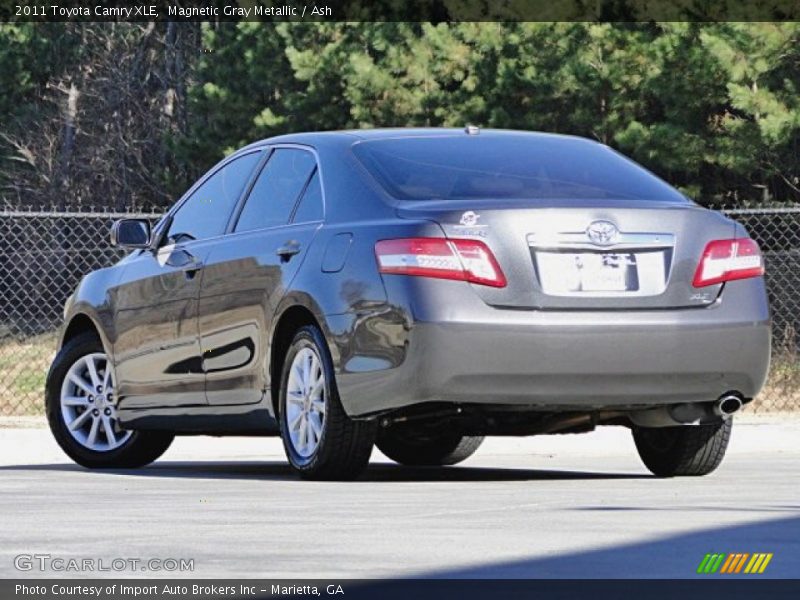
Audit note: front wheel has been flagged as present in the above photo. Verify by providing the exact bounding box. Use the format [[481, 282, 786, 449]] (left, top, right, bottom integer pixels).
[[278, 325, 376, 480], [46, 333, 174, 469], [632, 419, 732, 477], [377, 429, 484, 466]]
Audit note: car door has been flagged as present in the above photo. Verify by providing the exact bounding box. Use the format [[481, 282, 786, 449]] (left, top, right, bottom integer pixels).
[[198, 146, 323, 406], [112, 150, 262, 409]]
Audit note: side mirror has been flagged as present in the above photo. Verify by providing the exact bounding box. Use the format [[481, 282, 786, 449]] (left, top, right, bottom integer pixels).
[[111, 219, 151, 249]]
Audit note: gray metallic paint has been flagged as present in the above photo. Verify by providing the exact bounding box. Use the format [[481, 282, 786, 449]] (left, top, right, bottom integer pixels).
[[57, 129, 772, 435]]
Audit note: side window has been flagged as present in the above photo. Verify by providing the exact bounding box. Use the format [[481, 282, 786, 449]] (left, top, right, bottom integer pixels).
[[235, 148, 317, 232], [167, 151, 261, 242], [292, 170, 324, 223]]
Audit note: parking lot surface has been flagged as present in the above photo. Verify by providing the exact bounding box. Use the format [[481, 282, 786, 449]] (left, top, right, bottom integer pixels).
[[1, 417, 798, 579]]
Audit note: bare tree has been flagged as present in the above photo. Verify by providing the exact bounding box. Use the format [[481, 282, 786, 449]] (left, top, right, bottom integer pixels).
[[0, 23, 201, 212]]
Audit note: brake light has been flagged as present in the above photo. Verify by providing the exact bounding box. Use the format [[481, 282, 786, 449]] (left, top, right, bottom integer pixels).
[[375, 238, 507, 288], [693, 238, 764, 287]]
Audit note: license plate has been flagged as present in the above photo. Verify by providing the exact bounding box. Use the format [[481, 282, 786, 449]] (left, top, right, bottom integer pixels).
[[536, 252, 639, 293]]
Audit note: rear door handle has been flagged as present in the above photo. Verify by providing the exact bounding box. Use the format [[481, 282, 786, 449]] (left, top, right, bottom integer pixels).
[[276, 240, 302, 261]]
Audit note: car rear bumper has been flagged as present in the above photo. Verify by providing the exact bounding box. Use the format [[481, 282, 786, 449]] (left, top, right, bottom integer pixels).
[[332, 278, 771, 417]]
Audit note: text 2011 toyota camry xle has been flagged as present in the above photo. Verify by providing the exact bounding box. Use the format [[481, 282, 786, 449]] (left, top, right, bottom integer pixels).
[[45, 128, 770, 480]]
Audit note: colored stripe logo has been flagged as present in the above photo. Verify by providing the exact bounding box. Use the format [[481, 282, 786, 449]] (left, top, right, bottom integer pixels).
[[697, 553, 773, 574]]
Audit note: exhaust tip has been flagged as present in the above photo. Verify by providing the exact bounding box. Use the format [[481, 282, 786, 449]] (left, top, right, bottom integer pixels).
[[715, 394, 743, 418]]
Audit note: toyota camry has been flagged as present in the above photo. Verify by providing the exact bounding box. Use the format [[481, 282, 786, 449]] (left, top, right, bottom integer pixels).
[[45, 128, 771, 479]]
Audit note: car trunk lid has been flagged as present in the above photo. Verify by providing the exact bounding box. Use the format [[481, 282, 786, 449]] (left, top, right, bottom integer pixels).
[[396, 199, 735, 310]]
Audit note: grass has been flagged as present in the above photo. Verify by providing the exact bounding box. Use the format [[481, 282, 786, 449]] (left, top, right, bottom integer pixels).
[[751, 355, 800, 413], [0, 333, 55, 416], [0, 333, 798, 416]]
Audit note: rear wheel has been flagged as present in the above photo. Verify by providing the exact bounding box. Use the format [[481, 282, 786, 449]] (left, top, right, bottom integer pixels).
[[46, 333, 174, 469], [377, 429, 484, 466], [632, 419, 732, 477], [278, 325, 376, 480]]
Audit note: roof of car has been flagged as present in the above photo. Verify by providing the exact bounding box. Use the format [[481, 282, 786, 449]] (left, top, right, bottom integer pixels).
[[241, 128, 597, 151]]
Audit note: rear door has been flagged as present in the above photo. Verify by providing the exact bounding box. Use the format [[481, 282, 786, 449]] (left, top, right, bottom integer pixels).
[[198, 147, 323, 406], [112, 151, 262, 409]]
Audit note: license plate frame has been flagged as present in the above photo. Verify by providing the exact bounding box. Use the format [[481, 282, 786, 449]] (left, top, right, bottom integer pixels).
[[535, 251, 641, 294]]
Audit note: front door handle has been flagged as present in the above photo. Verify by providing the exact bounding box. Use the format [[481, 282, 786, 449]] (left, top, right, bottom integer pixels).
[[182, 258, 204, 279], [276, 240, 302, 261], [182, 258, 204, 273], [166, 247, 204, 274]]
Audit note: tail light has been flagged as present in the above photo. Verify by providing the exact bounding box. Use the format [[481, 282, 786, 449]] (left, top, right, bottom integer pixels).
[[693, 238, 764, 287], [375, 237, 507, 288]]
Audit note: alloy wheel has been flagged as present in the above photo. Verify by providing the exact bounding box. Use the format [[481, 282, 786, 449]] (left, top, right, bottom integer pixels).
[[59, 352, 131, 451], [285, 347, 326, 458]]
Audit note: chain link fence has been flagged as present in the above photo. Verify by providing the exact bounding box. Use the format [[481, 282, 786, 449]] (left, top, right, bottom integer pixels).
[[0, 210, 162, 416], [724, 208, 800, 413], [0, 207, 798, 416]]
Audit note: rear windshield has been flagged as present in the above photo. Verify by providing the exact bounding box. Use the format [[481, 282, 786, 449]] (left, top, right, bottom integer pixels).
[[352, 135, 688, 202]]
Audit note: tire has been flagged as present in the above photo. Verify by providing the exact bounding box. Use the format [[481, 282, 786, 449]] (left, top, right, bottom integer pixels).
[[377, 429, 484, 466], [632, 419, 732, 477], [46, 332, 174, 469], [278, 325, 376, 480]]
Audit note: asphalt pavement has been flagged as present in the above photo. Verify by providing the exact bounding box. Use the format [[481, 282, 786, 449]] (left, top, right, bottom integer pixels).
[[1, 416, 798, 579]]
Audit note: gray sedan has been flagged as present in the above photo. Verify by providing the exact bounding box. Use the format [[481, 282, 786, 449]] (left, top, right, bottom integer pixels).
[[45, 128, 770, 479]]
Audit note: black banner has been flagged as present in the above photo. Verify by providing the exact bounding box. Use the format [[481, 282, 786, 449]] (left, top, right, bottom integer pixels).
[[4, 579, 800, 600], [2, 0, 800, 23]]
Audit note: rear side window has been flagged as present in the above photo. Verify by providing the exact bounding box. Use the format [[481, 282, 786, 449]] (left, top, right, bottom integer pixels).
[[352, 136, 688, 202], [235, 148, 317, 232], [291, 170, 324, 223], [168, 151, 261, 242]]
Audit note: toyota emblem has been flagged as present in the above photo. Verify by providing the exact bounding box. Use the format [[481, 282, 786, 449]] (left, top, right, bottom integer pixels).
[[586, 220, 619, 246]]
